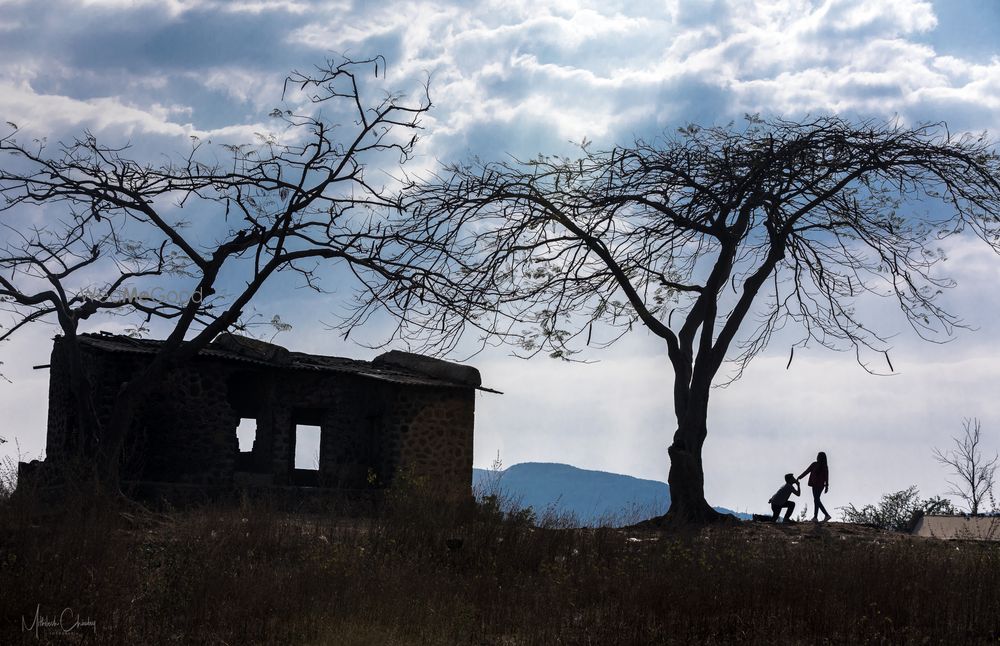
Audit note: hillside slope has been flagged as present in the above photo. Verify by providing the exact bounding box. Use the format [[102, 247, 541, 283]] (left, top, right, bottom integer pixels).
[[473, 462, 749, 526]]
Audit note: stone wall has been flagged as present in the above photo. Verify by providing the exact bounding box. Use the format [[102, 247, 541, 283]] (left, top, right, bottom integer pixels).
[[44, 337, 475, 497], [378, 385, 475, 496], [132, 359, 240, 485], [271, 371, 377, 487], [43, 337, 72, 461]]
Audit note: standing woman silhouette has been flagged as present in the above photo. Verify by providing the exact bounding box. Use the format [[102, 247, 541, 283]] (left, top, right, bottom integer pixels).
[[798, 452, 831, 522]]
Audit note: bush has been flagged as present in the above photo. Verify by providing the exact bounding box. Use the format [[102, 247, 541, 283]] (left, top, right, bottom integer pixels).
[[840, 485, 956, 531]]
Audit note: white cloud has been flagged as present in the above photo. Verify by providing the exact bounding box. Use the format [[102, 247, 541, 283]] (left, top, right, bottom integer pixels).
[[76, 0, 194, 16], [0, 79, 280, 144], [0, 80, 189, 137], [190, 68, 286, 108], [74, 0, 313, 16]]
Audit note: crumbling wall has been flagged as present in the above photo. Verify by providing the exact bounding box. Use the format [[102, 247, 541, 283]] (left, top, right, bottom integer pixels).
[[378, 385, 474, 496], [253, 373, 474, 494], [45, 338, 145, 463], [44, 339, 244, 484], [43, 336, 476, 498], [269, 372, 379, 488], [133, 360, 240, 485], [43, 337, 72, 461]]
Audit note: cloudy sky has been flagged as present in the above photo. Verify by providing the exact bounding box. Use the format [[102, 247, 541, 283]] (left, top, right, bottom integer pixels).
[[2, 0, 1000, 515]]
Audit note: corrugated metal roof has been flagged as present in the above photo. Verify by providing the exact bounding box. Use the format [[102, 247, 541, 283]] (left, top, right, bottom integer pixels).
[[75, 333, 478, 390]]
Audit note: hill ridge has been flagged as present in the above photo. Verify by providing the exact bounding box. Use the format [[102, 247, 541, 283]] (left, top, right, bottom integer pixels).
[[472, 462, 749, 525]]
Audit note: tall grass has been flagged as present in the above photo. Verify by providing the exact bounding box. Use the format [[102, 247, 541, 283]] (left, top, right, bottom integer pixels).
[[1, 472, 999, 644]]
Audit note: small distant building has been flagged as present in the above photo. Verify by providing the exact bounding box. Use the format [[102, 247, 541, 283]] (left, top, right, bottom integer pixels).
[[910, 514, 1000, 541], [35, 332, 487, 498]]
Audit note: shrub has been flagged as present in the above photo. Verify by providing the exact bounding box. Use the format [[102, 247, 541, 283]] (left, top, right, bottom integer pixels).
[[840, 485, 956, 531]]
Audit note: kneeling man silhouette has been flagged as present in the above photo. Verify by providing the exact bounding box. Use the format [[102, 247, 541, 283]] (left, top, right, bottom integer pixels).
[[768, 473, 800, 523]]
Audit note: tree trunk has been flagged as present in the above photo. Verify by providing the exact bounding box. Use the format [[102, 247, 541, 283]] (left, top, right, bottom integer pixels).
[[664, 390, 723, 524]]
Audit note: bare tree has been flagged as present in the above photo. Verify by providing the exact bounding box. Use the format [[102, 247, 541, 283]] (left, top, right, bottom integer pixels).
[[0, 56, 431, 485], [360, 115, 1000, 523], [934, 418, 998, 515], [0, 210, 172, 454]]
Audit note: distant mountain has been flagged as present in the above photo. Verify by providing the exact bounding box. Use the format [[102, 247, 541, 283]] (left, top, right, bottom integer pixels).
[[472, 462, 750, 526]]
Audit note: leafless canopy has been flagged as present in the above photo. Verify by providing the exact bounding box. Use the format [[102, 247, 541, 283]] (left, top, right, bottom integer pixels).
[[359, 116, 1000, 384], [0, 56, 432, 478], [0, 56, 431, 354], [349, 114, 1000, 523], [933, 418, 998, 515]]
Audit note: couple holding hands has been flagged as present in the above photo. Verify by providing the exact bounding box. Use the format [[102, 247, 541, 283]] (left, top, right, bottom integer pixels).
[[768, 452, 831, 523]]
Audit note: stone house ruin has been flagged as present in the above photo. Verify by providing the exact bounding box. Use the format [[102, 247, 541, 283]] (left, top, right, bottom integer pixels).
[[38, 332, 485, 498]]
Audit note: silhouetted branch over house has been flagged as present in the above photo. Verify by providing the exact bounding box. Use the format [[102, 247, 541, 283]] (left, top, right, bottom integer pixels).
[[35, 332, 484, 499]]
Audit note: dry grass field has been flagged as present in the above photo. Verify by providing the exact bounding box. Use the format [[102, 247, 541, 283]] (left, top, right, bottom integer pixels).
[[2, 480, 999, 645]]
